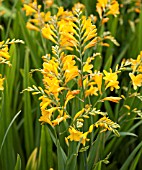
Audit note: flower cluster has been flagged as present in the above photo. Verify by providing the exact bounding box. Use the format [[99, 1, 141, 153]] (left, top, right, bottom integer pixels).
[[0, 39, 24, 90], [23, 2, 123, 147], [96, 0, 119, 22], [129, 51, 142, 90], [22, 0, 54, 31], [22, 0, 142, 148]]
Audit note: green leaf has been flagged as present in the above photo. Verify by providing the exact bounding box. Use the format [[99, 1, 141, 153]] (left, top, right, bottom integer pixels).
[[65, 141, 81, 170], [120, 141, 142, 170], [0, 110, 21, 154], [39, 126, 53, 170], [23, 49, 34, 157], [57, 140, 67, 170], [14, 154, 21, 170], [129, 148, 142, 170], [87, 133, 105, 170], [119, 132, 137, 137], [104, 55, 113, 71]]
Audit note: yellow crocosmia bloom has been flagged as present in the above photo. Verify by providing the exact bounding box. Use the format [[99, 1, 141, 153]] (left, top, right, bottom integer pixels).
[[106, 1, 120, 16], [83, 37, 97, 53], [72, 2, 85, 14], [26, 22, 40, 31], [0, 74, 5, 91], [43, 58, 58, 77], [39, 114, 53, 126], [83, 76, 88, 88], [80, 132, 90, 146], [60, 33, 78, 50], [67, 127, 83, 141], [83, 57, 94, 74], [129, 73, 142, 90], [23, 4, 37, 16], [95, 116, 120, 133], [45, 0, 54, 8], [42, 25, 57, 44], [88, 124, 94, 133], [73, 108, 85, 121], [39, 95, 52, 110], [101, 96, 122, 103], [93, 72, 103, 94], [52, 114, 69, 126], [64, 67, 79, 84], [103, 69, 120, 91], [58, 19, 78, 50], [39, 107, 59, 126], [67, 127, 90, 146], [62, 55, 79, 84], [67, 127, 83, 142], [131, 51, 142, 72], [64, 90, 80, 107], [43, 77, 61, 99], [57, 7, 64, 17], [96, 0, 107, 18], [0, 46, 10, 60], [124, 105, 130, 110], [81, 17, 97, 43], [97, 0, 108, 9], [105, 80, 120, 91], [45, 11, 51, 22], [65, 137, 69, 146], [96, 0, 119, 18], [85, 85, 98, 97], [103, 68, 118, 82]]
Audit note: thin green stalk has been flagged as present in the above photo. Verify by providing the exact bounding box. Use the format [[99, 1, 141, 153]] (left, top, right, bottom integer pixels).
[[76, 11, 88, 170], [5, 0, 19, 40]]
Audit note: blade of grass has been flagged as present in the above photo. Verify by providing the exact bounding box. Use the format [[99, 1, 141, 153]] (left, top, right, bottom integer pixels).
[[14, 154, 21, 170], [39, 125, 53, 170], [23, 48, 34, 157], [0, 110, 21, 154], [120, 141, 142, 170], [129, 148, 142, 170]]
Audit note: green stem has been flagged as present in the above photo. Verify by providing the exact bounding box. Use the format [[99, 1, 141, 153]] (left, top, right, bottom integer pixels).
[[77, 11, 88, 170]]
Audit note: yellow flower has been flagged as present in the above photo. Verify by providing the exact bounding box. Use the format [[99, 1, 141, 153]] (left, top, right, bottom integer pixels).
[[67, 127, 89, 146], [83, 38, 97, 53], [101, 96, 122, 103], [52, 114, 69, 126], [45, 0, 54, 8], [103, 69, 120, 91], [39, 95, 52, 110], [0, 74, 5, 91], [85, 85, 98, 97], [0, 46, 10, 61], [39, 107, 59, 125], [43, 57, 58, 77], [83, 57, 94, 74], [62, 55, 79, 84], [64, 90, 80, 107], [93, 72, 103, 94], [26, 22, 40, 31], [106, 1, 120, 16], [72, 2, 85, 14], [23, 3, 37, 16], [131, 51, 142, 72], [73, 108, 85, 121], [42, 24, 57, 44], [67, 127, 83, 142], [95, 116, 120, 133], [129, 73, 142, 90], [81, 132, 90, 146], [43, 77, 61, 100], [96, 0, 119, 19]]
